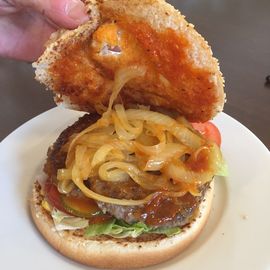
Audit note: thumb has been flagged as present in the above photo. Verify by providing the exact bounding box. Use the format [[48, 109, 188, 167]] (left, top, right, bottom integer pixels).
[[12, 0, 89, 29]]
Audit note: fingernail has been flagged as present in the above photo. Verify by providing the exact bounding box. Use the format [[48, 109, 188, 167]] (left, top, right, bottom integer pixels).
[[65, 0, 89, 24]]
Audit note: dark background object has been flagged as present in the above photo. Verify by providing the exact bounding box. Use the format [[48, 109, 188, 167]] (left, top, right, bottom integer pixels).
[[0, 0, 269, 149], [265, 75, 270, 87]]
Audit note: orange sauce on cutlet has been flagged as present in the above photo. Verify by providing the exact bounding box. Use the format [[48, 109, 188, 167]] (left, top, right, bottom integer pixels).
[[50, 17, 217, 121]]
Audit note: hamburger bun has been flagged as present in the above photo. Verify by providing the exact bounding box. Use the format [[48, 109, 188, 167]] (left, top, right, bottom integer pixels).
[[30, 181, 214, 269], [30, 0, 225, 268], [33, 0, 225, 122]]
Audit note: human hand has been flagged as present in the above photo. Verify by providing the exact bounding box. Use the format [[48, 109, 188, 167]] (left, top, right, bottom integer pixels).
[[0, 0, 89, 61]]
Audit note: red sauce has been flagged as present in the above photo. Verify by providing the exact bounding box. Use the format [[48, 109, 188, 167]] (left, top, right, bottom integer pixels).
[[143, 194, 182, 226], [186, 149, 209, 172], [50, 17, 217, 122], [119, 20, 189, 88], [50, 42, 109, 112], [117, 19, 217, 121], [89, 214, 113, 224]]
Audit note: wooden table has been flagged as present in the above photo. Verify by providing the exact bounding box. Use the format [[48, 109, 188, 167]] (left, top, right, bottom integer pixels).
[[0, 0, 269, 149]]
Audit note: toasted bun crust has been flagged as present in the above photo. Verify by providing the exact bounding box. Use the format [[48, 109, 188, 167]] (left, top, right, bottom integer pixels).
[[33, 0, 224, 122], [30, 181, 214, 269]]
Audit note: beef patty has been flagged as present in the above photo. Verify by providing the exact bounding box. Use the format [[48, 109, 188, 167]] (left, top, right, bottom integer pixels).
[[44, 113, 209, 228]]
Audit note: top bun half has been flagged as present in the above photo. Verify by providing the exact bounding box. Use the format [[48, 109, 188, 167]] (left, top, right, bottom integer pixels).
[[33, 0, 225, 122]]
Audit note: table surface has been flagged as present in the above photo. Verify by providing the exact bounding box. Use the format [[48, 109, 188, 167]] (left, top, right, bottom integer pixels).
[[0, 0, 269, 149]]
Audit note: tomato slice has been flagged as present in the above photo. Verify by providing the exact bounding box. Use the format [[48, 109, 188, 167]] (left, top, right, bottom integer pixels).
[[44, 180, 107, 220], [191, 122, 221, 146], [44, 180, 66, 212]]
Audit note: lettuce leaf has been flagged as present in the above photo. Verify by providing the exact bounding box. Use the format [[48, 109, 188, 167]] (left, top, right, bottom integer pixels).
[[210, 143, 228, 177], [51, 208, 89, 231], [150, 226, 181, 237], [215, 155, 229, 177], [85, 219, 181, 238], [51, 209, 180, 237]]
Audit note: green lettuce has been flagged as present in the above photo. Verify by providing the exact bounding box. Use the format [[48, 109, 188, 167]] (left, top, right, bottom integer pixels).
[[210, 143, 228, 177], [216, 160, 228, 177], [85, 219, 181, 238], [50, 209, 180, 237]]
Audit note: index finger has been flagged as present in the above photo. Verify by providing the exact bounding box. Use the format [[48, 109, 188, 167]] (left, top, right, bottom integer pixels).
[[11, 0, 89, 29]]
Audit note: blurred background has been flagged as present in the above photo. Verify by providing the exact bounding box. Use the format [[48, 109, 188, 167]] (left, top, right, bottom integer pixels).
[[0, 0, 269, 149]]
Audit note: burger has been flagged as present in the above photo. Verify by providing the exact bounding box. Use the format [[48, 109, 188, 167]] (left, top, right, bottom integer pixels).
[[30, 0, 227, 268]]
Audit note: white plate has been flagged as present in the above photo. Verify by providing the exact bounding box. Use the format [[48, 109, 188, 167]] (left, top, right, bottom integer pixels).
[[0, 107, 269, 270]]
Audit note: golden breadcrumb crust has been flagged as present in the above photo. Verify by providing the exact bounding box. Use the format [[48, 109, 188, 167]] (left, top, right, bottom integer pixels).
[[33, 0, 225, 122]]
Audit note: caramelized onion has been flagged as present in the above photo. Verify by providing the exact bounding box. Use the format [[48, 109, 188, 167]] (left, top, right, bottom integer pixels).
[[106, 66, 146, 115], [126, 109, 204, 149], [91, 144, 115, 168], [115, 104, 143, 136], [144, 143, 189, 171], [56, 66, 222, 205], [164, 161, 212, 184]]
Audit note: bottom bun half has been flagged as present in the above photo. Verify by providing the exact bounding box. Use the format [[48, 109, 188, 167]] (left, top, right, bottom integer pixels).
[[30, 181, 214, 269]]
